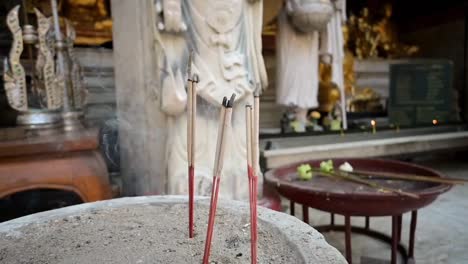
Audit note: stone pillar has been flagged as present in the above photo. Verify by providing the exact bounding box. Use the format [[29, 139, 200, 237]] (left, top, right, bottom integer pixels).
[[111, 0, 166, 195]]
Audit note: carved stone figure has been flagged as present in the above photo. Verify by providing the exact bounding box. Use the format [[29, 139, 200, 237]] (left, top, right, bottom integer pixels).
[[277, 0, 347, 131], [153, 0, 267, 200]]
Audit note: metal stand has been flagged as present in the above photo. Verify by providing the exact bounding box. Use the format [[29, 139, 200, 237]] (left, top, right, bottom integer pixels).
[[294, 206, 418, 264], [62, 111, 84, 131], [16, 110, 62, 134]]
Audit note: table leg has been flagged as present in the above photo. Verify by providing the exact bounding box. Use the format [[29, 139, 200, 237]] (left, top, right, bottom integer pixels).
[[391, 216, 398, 264], [290, 201, 295, 216], [397, 214, 403, 242], [365, 216, 370, 229], [345, 215, 352, 264], [302, 205, 309, 224], [409, 210, 418, 259], [330, 213, 335, 226]]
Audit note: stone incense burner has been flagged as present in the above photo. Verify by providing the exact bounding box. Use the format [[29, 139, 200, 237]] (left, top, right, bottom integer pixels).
[[0, 196, 346, 263]]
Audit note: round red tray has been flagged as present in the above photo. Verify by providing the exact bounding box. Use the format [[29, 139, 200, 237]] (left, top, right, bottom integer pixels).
[[265, 158, 452, 216]]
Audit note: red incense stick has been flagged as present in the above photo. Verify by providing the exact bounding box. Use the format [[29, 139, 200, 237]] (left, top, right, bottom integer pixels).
[[187, 77, 193, 238], [188, 165, 194, 237], [251, 92, 261, 264], [186, 51, 198, 238], [245, 105, 257, 264], [202, 94, 235, 264]]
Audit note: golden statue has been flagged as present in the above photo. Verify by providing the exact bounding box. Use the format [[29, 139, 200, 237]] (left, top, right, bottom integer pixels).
[[342, 24, 355, 97], [318, 63, 341, 113], [349, 7, 381, 59], [372, 4, 418, 58], [374, 4, 397, 49], [28, 0, 112, 45], [59, 0, 112, 45], [341, 3, 420, 112], [347, 4, 418, 59]]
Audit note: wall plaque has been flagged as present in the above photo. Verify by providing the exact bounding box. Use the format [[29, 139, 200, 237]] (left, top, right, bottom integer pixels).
[[389, 60, 459, 126]]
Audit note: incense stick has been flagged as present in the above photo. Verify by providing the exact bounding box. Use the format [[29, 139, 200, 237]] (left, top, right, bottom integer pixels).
[[246, 105, 253, 170], [351, 169, 467, 185], [311, 169, 420, 199], [187, 76, 193, 238], [187, 77, 193, 165], [202, 94, 235, 264], [191, 76, 198, 164], [189, 74, 198, 238], [186, 51, 197, 238], [252, 91, 260, 175], [218, 94, 235, 173], [335, 171, 419, 198], [213, 97, 228, 175], [245, 105, 257, 264], [251, 90, 261, 264]]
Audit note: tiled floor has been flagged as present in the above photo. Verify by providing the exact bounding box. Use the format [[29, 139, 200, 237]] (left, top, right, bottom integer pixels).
[[284, 154, 468, 264]]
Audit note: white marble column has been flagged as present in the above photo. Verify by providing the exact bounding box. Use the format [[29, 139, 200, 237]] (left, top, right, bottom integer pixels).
[[111, 0, 167, 195]]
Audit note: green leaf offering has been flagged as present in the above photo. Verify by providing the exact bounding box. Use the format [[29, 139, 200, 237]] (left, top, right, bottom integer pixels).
[[320, 160, 334, 173], [297, 164, 313, 181]]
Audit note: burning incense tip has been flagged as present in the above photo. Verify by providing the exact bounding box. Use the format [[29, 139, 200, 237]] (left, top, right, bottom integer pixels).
[[227, 93, 236, 108], [222, 97, 228, 107], [192, 74, 199, 83]]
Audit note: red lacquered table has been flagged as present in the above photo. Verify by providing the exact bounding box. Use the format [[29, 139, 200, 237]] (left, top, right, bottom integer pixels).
[[265, 158, 451, 264], [0, 128, 112, 203]]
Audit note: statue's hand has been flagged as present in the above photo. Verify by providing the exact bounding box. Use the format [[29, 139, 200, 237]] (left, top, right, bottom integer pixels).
[[232, 82, 252, 101], [197, 80, 251, 107], [157, 0, 186, 33], [161, 69, 187, 115]]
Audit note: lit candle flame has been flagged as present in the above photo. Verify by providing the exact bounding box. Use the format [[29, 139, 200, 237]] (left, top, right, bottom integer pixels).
[[370, 120, 376, 134], [432, 119, 438, 125]]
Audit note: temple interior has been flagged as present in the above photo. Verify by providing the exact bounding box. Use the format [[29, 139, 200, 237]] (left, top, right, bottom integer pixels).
[[1, 0, 468, 263]]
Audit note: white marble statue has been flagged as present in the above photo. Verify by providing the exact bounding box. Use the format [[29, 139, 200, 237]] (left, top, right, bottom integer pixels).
[[323, 0, 347, 128], [153, 0, 268, 200], [277, 0, 347, 131]]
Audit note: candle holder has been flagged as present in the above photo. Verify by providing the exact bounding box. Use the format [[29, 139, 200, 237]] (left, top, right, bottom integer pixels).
[[370, 120, 376, 134], [2, 4, 86, 132], [50, 0, 87, 131], [16, 110, 62, 130]]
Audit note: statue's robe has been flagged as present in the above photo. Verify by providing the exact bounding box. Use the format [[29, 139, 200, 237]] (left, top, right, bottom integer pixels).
[[276, 0, 347, 127]]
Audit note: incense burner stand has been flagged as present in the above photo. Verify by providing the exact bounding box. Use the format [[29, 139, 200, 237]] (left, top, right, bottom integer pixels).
[[265, 158, 451, 264]]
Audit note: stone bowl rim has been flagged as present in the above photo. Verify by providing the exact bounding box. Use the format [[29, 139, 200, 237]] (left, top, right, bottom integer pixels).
[[0, 195, 346, 263]]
